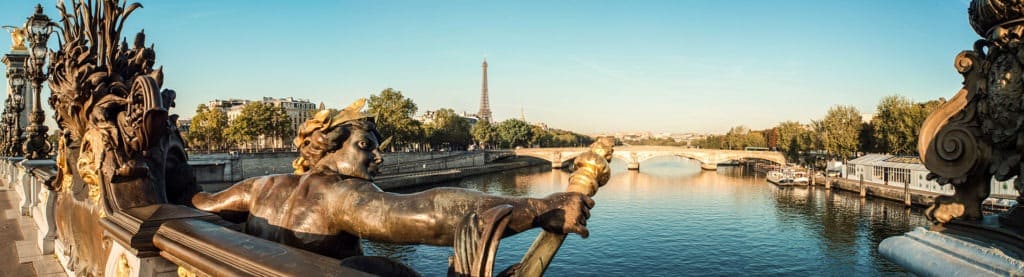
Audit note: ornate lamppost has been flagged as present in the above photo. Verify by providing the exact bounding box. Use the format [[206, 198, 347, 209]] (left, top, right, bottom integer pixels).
[[3, 71, 26, 156], [22, 5, 53, 160]]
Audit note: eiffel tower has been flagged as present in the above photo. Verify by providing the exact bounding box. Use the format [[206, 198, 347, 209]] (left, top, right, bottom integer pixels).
[[477, 58, 492, 123]]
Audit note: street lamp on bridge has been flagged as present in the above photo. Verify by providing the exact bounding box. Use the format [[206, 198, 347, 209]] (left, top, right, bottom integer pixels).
[[22, 4, 55, 160], [3, 70, 26, 156]]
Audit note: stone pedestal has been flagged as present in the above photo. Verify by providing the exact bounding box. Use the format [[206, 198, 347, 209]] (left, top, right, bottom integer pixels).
[[880, 217, 1024, 275]]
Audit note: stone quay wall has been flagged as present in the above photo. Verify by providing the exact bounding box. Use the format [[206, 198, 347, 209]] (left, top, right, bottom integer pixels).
[[188, 151, 491, 184]]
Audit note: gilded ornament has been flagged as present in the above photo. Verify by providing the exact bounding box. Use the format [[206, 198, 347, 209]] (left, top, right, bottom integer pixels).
[[116, 253, 131, 277], [1, 26, 27, 50]]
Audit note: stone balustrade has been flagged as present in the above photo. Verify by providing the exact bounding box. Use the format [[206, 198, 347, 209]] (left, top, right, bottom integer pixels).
[[1, 157, 56, 257]]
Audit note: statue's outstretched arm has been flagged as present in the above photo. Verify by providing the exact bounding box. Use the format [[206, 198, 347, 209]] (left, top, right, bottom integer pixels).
[[192, 177, 258, 213], [330, 182, 592, 246]]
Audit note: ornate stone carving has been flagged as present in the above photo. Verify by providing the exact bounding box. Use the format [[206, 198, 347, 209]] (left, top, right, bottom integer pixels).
[[920, 0, 1024, 225], [44, 1, 199, 274]]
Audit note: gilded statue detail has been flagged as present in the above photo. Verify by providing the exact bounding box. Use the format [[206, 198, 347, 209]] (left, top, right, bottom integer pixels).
[[1, 26, 27, 51]]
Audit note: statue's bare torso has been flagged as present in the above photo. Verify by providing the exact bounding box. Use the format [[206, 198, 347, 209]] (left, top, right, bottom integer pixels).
[[241, 174, 367, 259]]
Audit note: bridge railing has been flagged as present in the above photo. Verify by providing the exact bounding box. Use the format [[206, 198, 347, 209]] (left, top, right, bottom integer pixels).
[[1, 157, 58, 256], [153, 216, 370, 276]]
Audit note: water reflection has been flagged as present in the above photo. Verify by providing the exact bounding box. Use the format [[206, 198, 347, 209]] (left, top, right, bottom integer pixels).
[[367, 156, 926, 276]]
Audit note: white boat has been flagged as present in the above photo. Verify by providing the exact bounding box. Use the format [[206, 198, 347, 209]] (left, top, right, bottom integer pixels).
[[792, 172, 809, 184], [767, 169, 808, 186]]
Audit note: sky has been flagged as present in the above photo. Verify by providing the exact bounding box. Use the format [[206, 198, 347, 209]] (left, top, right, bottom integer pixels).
[[0, 0, 979, 135]]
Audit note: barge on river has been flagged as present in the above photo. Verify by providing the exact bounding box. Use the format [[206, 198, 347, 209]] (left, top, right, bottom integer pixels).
[[767, 170, 808, 186]]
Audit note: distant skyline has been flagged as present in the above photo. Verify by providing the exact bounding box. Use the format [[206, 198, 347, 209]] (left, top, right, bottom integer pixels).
[[0, 1, 978, 134]]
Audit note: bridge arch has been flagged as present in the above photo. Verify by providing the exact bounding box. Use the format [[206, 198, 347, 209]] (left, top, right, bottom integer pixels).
[[514, 146, 785, 172]]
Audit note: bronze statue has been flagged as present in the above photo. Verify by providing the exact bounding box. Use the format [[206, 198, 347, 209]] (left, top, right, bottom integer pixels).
[[191, 99, 594, 274], [919, 0, 1024, 225]]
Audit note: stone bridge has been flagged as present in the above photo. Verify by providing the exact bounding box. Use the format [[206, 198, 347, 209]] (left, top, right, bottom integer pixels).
[[514, 146, 786, 171]]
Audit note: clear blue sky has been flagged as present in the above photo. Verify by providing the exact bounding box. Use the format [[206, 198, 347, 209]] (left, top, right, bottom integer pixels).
[[0, 1, 978, 134]]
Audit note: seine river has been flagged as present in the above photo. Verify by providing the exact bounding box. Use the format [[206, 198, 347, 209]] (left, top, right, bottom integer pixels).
[[364, 157, 928, 276]]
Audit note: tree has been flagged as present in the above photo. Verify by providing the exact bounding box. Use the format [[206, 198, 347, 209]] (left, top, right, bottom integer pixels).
[[494, 119, 534, 148], [816, 105, 861, 160], [423, 108, 473, 151], [188, 104, 229, 150], [226, 102, 292, 149], [871, 95, 916, 155], [368, 88, 421, 151], [529, 125, 554, 147], [859, 121, 877, 154], [724, 126, 748, 150], [775, 121, 804, 156], [745, 131, 767, 148], [870, 95, 944, 155], [471, 120, 496, 149]]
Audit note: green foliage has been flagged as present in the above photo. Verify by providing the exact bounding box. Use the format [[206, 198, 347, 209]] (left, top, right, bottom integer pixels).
[[471, 120, 496, 148], [368, 88, 421, 151], [621, 137, 687, 147], [695, 125, 767, 150], [494, 119, 534, 148], [540, 128, 592, 147], [225, 102, 292, 149], [188, 104, 229, 150], [423, 108, 473, 150], [871, 95, 941, 155], [815, 105, 861, 160], [774, 121, 803, 154]]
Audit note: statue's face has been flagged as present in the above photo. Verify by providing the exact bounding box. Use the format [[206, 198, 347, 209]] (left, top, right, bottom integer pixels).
[[332, 127, 383, 180]]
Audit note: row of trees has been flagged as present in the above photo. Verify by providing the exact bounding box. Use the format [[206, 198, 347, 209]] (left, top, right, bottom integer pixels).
[[187, 102, 293, 151], [693, 95, 943, 163], [369, 88, 593, 151], [186, 88, 594, 152]]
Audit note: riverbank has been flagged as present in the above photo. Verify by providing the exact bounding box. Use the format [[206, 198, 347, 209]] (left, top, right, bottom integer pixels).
[[199, 157, 547, 192], [804, 175, 938, 207]]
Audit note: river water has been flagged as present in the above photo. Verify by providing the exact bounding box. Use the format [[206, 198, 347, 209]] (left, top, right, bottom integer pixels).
[[363, 157, 928, 276]]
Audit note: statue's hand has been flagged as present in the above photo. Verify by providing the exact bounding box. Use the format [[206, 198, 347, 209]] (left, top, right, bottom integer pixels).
[[536, 192, 595, 238]]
